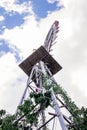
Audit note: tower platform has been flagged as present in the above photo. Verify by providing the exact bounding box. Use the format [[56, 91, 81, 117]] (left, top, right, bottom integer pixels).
[[19, 46, 62, 76]]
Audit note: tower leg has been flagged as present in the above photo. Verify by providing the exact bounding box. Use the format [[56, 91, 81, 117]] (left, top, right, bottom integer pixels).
[[40, 61, 68, 130], [51, 88, 68, 130]]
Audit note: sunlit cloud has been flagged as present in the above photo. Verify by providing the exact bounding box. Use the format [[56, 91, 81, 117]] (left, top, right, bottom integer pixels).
[[0, 15, 5, 21], [0, 0, 33, 14]]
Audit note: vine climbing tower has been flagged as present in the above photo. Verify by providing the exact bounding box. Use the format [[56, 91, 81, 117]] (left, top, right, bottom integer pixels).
[[16, 21, 78, 130]]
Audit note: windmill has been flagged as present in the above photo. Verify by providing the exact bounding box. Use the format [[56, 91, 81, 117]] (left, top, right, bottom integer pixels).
[[16, 21, 78, 130]]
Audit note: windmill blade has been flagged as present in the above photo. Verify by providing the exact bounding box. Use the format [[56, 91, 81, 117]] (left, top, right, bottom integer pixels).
[[44, 20, 59, 52]]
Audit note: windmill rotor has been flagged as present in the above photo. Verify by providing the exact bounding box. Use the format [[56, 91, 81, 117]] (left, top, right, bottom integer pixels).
[[44, 20, 59, 52]]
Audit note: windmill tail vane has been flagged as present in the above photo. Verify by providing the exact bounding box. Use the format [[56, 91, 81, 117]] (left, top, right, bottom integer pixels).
[[44, 20, 59, 52]]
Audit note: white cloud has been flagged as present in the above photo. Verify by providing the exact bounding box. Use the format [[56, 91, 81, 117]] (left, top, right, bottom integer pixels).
[[47, 0, 59, 3], [72, 67, 87, 97], [0, 0, 87, 113], [0, 15, 44, 58], [0, 15, 5, 21], [47, 0, 63, 8], [0, 0, 33, 14], [39, 0, 87, 107], [0, 52, 27, 113], [53, 0, 87, 107], [0, 42, 3, 45]]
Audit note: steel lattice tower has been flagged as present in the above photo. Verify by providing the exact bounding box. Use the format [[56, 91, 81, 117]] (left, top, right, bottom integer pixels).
[[16, 21, 77, 130]]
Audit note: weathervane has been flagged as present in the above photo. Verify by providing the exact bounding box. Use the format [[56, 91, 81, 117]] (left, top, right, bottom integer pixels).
[[16, 21, 73, 130]]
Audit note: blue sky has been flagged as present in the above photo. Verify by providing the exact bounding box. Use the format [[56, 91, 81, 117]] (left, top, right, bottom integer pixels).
[[32, 0, 61, 18], [0, 0, 87, 116]]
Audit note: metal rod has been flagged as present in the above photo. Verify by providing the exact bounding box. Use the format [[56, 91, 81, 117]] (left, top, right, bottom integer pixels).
[[56, 96, 80, 122], [63, 115, 78, 130], [39, 61, 47, 130], [37, 115, 56, 130], [50, 88, 68, 130]]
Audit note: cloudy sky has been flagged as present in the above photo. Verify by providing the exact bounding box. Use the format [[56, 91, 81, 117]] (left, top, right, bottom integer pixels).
[[0, 0, 87, 114]]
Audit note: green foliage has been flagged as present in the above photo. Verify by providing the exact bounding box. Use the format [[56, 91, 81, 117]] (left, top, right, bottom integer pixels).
[[18, 99, 34, 114], [0, 74, 87, 130], [26, 113, 38, 126], [0, 114, 18, 130], [18, 98, 38, 126], [42, 74, 87, 130], [30, 92, 45, 104], [30, 91, 51, 108], [0, 110, 6, 118]]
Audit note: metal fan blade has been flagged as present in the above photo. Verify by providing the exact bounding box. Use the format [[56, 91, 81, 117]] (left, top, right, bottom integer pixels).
[[44, 20, 59, 52]]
